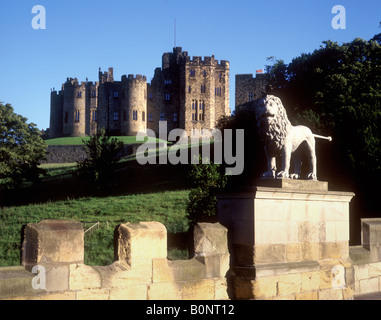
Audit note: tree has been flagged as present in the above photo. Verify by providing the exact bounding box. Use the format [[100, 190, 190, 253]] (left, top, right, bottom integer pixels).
[[266, 35, 381, 214], [0, 103, 47, 189], [186, 157, 228, 227], [75, 129, 124, 190]]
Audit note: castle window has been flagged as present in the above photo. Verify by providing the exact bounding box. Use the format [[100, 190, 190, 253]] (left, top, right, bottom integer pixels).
[[201, 85, 206, 94], [148, 93, 153, 99], [148, 113, 153, 122], [113, 112, 119, 121], [248, 92, 253, 102], [219, 73, 222, 81], [160, 113, 165, 121], [190, 70, 195, 77], [199, 100, 205, 110], [165, 94, 171, 101], [203, 70, 206, 77], [192, 113, 195, 121], [192, 99, 198, 110], [74, 110, 80, 123], [91, 90, 96, 98], [92, 110, 97, 122], [133, 110, 138, 121], [142, 111, 145, 122], [215, 87, 222, 96], [173, 113, 178, 122], [113, 91, 119, 98], [188, 86, 191, 93], [77, 92, 82, 98], [164, 80, 172, 85]]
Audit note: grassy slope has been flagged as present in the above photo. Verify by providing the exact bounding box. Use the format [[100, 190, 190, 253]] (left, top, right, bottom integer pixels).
[[0, 154, 194, 266], [0, 190, 189, 266]]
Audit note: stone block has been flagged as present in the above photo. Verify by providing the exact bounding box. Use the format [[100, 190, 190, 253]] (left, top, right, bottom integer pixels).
[[286, 243, 301, 262], [76, 289, 110, 300], [301, 271, 321, 292], [182, 279, 215, 300], [361, 219, 381, 250], [319, 241, 348, 260], [354, 264, 369, 281], [109, 285, 148, 300], [195, 253, 229, 278], [300, 242, 319, 261], [368, 262, 381, 278], [214, 279, 229, 300], [234, 278, 255, 300], [152, 258, 206, 283], [193, 223, 228, 256], [318, 288, 343, 300], [114, 221, 167, 267], [253, 276, 278, 299], [45, 265, 69, 292], [0, 267, 42, 299], [295, 291, 318, 300], [359, 277, 379, 295], [69, 264, 101, 290], [21, 220, 84, 269], [277, 273, 302, 296], [148, 282, 182, 300], [254, 244, 286, 264]]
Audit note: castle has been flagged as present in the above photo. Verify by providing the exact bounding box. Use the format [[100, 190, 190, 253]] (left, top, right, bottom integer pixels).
[[49, 48, 231, 138]]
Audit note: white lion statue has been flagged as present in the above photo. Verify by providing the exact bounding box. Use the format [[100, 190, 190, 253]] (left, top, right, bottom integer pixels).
[[255, 95, 332, 181]]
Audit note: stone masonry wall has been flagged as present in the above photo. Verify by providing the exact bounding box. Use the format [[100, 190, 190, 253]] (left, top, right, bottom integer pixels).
[[43, 143, 161, 164], [0, 220, 229, 300], [350, 219, 381, 296]]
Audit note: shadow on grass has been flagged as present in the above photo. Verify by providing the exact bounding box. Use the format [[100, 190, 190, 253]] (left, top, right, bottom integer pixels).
[[0, 159, 192, 208]]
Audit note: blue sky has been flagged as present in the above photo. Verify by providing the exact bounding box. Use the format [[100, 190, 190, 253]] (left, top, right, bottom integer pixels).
[[1, 0, 380, 130]]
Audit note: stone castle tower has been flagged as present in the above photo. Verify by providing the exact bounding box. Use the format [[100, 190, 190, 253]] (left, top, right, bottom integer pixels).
[[235, 73, 267, 112], [49, 48, 230, 138]]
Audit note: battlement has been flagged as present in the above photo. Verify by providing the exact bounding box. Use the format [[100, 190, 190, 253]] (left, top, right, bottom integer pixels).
[[185, 55, 230, 68], [236, 73, 267, 81], [121, 74, 147, 82], [0, 220, 229, 300]]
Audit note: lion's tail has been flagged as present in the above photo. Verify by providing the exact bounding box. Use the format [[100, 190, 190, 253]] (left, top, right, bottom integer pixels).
[[313, 134, 332, 142]]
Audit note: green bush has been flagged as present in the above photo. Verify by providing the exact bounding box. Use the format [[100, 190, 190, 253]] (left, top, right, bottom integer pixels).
[[75, 129, 124, 190], [186, 157, 228, 227]]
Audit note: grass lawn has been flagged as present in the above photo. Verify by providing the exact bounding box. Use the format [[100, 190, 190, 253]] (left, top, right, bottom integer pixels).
[[0, 190, 190, 267]]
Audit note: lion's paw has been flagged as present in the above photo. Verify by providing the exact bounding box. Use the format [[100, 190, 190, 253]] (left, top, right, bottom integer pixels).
[[289, 174, 299, 180], [277, 171, 290, 179], [307, 173, 317, 181], [261, 170, 276, 179]]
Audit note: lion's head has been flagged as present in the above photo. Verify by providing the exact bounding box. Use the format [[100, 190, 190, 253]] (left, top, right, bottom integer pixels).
[[255, 95, 292, 155]]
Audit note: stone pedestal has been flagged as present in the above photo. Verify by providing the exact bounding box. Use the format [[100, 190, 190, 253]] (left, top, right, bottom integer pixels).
[[217, 180, 355, 300]]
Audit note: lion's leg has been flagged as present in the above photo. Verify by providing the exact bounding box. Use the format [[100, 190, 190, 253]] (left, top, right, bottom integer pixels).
[[306, 137, 317, 181], [277, 147, 291, 179], [261, 148, 276, 178], [290, 149, 301, 179]]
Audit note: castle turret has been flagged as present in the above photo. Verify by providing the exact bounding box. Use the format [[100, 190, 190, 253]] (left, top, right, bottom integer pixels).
[[120, 74, 147, 136], [49, 89, 63, 139], [62, 78, 86, 137]]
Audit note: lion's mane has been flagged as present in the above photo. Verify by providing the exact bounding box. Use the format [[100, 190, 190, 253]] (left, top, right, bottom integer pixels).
[[255, 95, 292, 156]]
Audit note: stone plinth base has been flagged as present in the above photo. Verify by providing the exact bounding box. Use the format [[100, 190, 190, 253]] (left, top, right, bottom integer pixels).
[[217, 180, 355, 300]]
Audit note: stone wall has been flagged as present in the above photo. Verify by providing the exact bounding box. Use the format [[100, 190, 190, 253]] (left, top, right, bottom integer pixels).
[[350, 219, 381, 296], [43, 143, 160, 163], [0, 220, 229, 300]]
